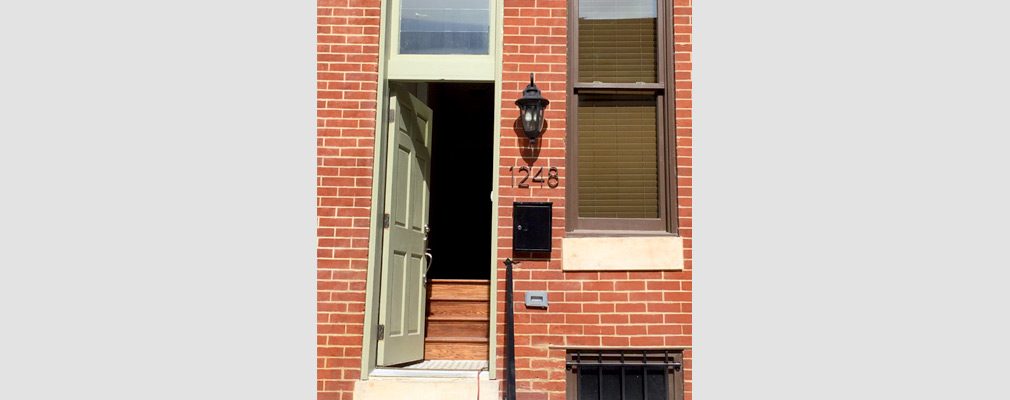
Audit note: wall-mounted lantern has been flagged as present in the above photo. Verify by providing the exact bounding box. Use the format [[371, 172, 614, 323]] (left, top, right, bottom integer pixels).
[[515, 73, 550, 146]]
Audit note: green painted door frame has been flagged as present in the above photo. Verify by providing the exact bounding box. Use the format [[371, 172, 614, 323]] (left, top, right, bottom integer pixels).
[[359, 0, 504, 380]]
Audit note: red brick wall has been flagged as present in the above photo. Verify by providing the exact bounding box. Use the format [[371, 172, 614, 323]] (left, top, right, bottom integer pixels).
[[317, 0, 382, 398], [675, 0, 693, 397], [317, 0, 692, 397], [495, 0, 692, 399]]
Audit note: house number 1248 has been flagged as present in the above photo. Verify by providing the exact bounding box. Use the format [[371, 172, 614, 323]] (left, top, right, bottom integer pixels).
[[509, 166, 559, 188]]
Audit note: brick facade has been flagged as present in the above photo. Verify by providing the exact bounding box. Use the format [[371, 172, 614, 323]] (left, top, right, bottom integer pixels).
[[318, 0, 691, 398], [317, 0, 382, 397]]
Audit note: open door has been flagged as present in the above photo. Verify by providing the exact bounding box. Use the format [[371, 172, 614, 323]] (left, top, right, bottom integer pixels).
[[376, 86, 433, 366]]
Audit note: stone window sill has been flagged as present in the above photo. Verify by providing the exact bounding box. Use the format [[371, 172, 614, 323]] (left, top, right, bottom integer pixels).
[[561, 236, 684, 271]]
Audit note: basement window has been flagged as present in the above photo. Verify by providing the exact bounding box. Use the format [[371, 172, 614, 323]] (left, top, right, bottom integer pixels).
[[566, 349, 684, 400]]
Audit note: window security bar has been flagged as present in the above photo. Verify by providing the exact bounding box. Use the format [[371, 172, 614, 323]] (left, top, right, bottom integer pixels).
[[567, 349, 683, 400], [567, 349, 682, 370], [566, 361, 682, 370]]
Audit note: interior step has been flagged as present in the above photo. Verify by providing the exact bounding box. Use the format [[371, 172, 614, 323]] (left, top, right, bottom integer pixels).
[[428, 296, 487, 302], [426, 337, 488, 343], [427, 300, 488, 318], [428, 279, 489, 299], [426, 316, 489, 338], [424, 338, 489, 360]]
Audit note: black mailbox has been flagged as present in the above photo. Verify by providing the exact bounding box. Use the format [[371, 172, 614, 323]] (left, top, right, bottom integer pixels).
[[513, 202, 552, 253]]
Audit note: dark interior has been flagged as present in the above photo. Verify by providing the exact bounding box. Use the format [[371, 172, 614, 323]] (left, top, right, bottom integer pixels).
[[423, 82, 493, 280]]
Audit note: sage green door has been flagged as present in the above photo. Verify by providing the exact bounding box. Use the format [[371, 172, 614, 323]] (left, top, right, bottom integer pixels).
[[377, 86, 433, 366]]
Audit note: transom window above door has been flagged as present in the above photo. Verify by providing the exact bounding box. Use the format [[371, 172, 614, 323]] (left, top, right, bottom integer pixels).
[[399, 0, 490, 55], [387, 0, 498, 80]]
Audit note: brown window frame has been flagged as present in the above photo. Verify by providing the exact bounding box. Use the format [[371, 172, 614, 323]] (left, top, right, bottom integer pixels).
[[565, 349, 685, 400], [565, 0, 678, 236]]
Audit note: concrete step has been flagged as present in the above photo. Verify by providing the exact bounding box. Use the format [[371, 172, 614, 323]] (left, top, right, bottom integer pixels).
[[354, 371, 499, 400]]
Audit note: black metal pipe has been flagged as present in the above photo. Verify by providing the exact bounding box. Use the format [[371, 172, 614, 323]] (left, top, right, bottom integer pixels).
[[504, 258, 517, 400]]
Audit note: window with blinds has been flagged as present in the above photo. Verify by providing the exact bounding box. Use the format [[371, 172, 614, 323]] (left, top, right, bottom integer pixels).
[[577, 94, 659, 219], [578, 18, 657, 84], [578, 0, 656, 83], [567, 0, 674, 233]]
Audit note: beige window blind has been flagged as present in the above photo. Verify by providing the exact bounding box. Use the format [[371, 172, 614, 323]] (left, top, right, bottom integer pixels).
[[577, 94, 659, 219], [578, 17, 657, 83]]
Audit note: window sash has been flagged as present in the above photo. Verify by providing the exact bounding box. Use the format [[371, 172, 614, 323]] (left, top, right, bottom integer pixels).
[[567, 88, 672, 233], [571, 0, 666, 88], [570, 90, 669, 232], [577, 94, 661, 220], [578, 16, 658, 84]]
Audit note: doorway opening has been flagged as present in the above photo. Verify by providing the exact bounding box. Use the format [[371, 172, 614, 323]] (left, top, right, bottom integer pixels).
[[380, 81, 493, 371], [425, 81, 493, 281]]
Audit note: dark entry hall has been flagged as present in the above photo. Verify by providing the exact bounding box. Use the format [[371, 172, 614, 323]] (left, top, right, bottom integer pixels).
[[417, 81, 493, 280]]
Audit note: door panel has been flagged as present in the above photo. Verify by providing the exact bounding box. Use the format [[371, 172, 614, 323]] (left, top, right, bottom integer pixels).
[[377, 86, 433, 366]]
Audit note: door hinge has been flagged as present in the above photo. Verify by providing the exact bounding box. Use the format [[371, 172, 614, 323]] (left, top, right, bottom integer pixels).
[[377, 324, 385, 340], [383, 213, 390, 228]]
